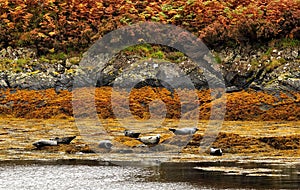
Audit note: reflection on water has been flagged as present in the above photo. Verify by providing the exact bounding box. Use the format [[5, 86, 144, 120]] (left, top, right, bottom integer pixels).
[[0, 164, 199, 190], [0, 161, 299, 190], [158, 162, 300, 189]]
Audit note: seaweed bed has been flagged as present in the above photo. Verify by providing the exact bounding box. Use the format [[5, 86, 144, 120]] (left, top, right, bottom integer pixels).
[[0, 117, 299, 160], [0, 87, 300, 121], [0, 87, 299, 160]]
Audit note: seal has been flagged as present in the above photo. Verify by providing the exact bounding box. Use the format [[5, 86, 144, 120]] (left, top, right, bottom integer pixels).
[[210, 147, 223, 156], [124, 130, 141, 138], [137, 134, 160, 145], [169, 127, 198, 135], [50, 136, 76, 144], [98, 140, 113, 149], [33, 139, 58, 148]]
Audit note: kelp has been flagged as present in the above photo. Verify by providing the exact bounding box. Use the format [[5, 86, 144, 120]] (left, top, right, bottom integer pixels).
[[0, 87, 299, 121]]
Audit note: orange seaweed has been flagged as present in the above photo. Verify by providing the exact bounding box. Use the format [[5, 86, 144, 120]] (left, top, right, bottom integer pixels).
[[0, 87, 299, 121]]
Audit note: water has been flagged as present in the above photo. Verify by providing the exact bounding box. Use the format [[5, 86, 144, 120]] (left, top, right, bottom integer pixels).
[[0, 164, 199, 190], [0, 161, 299, 190]]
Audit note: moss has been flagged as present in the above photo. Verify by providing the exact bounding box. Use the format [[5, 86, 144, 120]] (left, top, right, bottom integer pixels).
[[16, 58, 30, 66], [124, 44, 153, 55], [48, 52, 68, 60], [166, 51, 185, 62], [161, 4, 173, 11], [213, 53, 222, 64], [69, 57, 81, 65], [150, 50, 165, 59], [0, 58, 13, 70], [39, 56, 50, 63], [266, 58, 286, 72], [250, 60, 260, 67], [50, 59, 58, 64], [14, 66, 23, 73], [264, 47, 273, 56]]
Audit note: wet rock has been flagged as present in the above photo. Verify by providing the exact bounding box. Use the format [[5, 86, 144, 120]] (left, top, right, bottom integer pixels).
[[0, 72, 9, 88], [281, 78, 300, 91], [0, 45, 299, 92], [0, 47, 36, 59], [65, 57, 81, 68], [226, 86, 240, 93], [0, 79, 8, 88], [249, 82, 263, 91], [7, 72, 56, 90], [55, 74, 73, 93]]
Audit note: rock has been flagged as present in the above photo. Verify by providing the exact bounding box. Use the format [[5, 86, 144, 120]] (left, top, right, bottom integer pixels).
[[55, 74, 73, 93], [7, 72, 56, 90], [0, 72, 9, 88], [226, 86, 240, 93], [0, 79, 8, 88], [0, 45, 299, 92], [0, 47, 36, 59], [249, 82, 263, 91], [65, 57, 81, 68], [291, 51, 298, 58], [281, 78, 300, 91]]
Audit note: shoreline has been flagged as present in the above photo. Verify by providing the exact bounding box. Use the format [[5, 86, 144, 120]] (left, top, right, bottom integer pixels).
[[0, 153, 299, 166], [0, 117, 299, 163]]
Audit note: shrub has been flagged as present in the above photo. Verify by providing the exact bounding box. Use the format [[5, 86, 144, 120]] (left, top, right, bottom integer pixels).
[[0, 0, 299, 54]]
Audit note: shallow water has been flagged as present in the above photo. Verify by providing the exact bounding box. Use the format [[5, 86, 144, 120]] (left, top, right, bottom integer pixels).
[[0, 164, 201, 190], [0, 161, 299, 190]]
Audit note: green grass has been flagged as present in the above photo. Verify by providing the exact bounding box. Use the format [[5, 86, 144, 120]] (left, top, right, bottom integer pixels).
[[276, 38, 300, 48], [123, 44, 187, 62], [213, 53, 222, 64]]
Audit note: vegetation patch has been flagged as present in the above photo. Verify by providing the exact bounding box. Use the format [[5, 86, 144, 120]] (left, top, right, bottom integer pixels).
[[0, 0, 298, 55]]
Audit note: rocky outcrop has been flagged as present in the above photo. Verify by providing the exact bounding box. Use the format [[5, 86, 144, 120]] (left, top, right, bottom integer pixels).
[[217, 45, 300, 92], [0, 44, 299, 93]]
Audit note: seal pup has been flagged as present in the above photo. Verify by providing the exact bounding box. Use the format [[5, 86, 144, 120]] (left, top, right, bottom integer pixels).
[[137, 134, 160, 145], [124, 130, 141, 138], [169, 127, 198, 135], [33, 139, 58, 148], [210, 147, 223, 156], [98, 140, 113, 149], [50, 136, 76, 144]]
